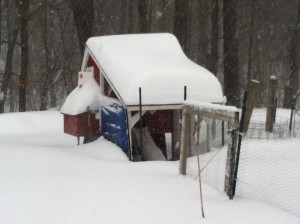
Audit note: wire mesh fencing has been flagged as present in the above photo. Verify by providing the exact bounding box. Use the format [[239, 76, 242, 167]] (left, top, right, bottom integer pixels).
[[181, 107, 300, 218], [245, 108, 300, 139], [292, 108, 300, 137], [178, 98, 300, 217], [186, 144, 228, 193], [185, 119, 233, 194], [236, 137, 300, 217]]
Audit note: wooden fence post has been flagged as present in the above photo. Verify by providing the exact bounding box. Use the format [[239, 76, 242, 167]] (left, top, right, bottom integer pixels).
[[243, 80, 260, 133], [179, 110, 190, 175], [265, 76, 278, 132]]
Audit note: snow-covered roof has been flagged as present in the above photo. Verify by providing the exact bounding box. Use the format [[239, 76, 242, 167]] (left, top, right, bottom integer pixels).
[[85, 33, 224, 107]]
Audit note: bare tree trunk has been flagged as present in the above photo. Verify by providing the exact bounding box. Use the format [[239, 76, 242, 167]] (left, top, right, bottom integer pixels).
[[0, 0, 2, 51], [16, 0, 29, 112], [70, 0, 94, 56], [223, 0, 240, 107], [94, 0, 104, 35], [0, 21, 19, 113], [283, 0, 300, 108], [127, 0, 135, 33], [138, 0, 151, 33], [151, 0, 165, 32], [173, 0, 190, 54], [40, 0, 49, 111], [246, 0, 255, 84], [209, 0, 219, 75]]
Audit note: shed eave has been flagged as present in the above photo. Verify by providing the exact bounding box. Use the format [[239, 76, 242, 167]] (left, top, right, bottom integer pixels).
[[125, 101, 223, 111], [84, 46, 127, 107], [126, 103, 182, 111]]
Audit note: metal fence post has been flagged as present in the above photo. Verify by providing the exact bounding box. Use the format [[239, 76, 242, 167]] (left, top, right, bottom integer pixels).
[[289, 98, 296, 133], [232, 91, 247, 198]]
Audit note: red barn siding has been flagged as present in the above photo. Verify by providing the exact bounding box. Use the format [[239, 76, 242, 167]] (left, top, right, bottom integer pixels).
[[87, 56, 100, 85], [145, 110, 173, 134], [64, 112, 100, 137]]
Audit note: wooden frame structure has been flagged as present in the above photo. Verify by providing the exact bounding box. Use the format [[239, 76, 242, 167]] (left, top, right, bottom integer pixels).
[[179, 100, 239, 175]]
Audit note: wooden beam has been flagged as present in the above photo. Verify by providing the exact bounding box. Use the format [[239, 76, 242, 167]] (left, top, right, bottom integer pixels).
[[127, 104, 182, 111], [172, 110, 181, 160], [183, 106, 238, 126], [265, 76, 278, 132], [243, 80, 260, 133], [179, 111, 190, 175]]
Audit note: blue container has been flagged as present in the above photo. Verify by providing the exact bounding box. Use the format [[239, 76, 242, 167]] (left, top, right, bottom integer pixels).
[[101, 104, 128, 156]]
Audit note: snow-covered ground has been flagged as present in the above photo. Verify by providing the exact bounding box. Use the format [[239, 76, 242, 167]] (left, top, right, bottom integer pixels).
[[1, 111, 300, 224]]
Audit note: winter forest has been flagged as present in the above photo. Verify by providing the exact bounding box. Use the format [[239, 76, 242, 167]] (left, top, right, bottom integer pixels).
[[0, 0, 299, 113]]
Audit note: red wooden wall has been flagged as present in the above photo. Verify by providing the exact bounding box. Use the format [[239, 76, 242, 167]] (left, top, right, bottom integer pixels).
[[64, 112, 100, 137], [87, 56, 100, 85], [145, 110, 173, 134]]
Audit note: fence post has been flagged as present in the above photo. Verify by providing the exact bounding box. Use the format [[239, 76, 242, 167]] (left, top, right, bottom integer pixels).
[[139, 87, 144, 160], [221, 121, 225, 146], [243, 80, 260, 133], [179, 110, 190, 175], [228, 128, 237, 199], [265, 76, 278, 132], [289, 98, 296, 133], [232, 92, 247, 198]]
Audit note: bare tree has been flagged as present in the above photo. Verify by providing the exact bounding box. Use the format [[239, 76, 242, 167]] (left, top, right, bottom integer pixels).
[[223, 0, 240, 107], [0, 19, 19, 113], [16, 0, 29, 112], [0, 0, 2, 50], [173, 0, 190, 54], [283, 0, 300, 108], [70, 0, 94, 55], [39, 0, 50, 110], [138, 0, 151, 33], [208, 0, 219, 75]]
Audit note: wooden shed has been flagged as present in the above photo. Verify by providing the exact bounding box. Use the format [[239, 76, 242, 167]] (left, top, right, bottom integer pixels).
[[61, 33, 224, 161]]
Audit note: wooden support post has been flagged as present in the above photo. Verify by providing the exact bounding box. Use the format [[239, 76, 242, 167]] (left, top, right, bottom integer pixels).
[[265, 76, 278, 132], [195, 115, 205, 218], [179, 111, 190, 175], [125, 109, 132, 161], [172, 110, 181, 160], [243, 80, 260, 133], [139, 87, 144, 160], [229, 128, 237, 199], [207, 120, 212, 151], [188, 115, 194, 156]]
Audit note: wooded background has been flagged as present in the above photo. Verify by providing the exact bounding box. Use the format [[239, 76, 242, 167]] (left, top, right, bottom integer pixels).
[[0, 0, 299, 113]]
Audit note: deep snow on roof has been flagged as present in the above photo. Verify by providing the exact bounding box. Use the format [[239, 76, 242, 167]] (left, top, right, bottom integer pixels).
[[86, 33, 224, 106]]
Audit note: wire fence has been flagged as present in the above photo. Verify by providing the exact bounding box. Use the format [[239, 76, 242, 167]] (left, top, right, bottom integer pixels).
[[245, 108, 300, 139], [183, 109, 300, 217], [246, 115, 290, 139], [185, 119, 231, 194], [186, 145, 228, 193], [236, 137, 300, 217]]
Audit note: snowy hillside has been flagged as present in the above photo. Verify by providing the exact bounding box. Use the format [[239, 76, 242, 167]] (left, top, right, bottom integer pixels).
[[0, 111, 299, 224]]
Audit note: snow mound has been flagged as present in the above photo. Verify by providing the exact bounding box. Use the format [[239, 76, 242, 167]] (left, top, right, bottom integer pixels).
[[60, 78, 119, 115]]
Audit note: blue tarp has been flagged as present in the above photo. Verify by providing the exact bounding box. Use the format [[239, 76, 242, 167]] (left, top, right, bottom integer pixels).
[[101, 104, 128, 156]]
